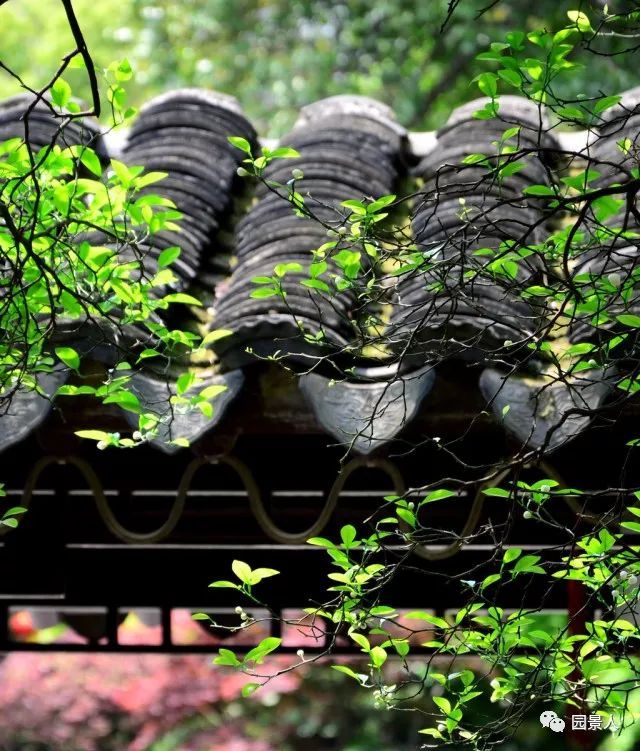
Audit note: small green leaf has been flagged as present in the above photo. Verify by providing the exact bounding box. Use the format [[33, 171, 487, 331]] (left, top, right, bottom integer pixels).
[[51, 77, 72, 107], [228, 136, 252, 154], [523, 184, 557, 196], [268, 146, 300, 159], [232, 559, 253, 585], [242, 682, 260, 697], [498, 69, 521, 87], [433, 696, 452, 715], [55, 346, 80, 370], [208, 580, 240, 589], [74, 430, 110, 442], [157, 246, 181, 268], [3, 507, 27, 517], [476, 72, 498, 98], [163, 293, 203, 306], [567, 10, 593, 33], [503, 547, 522, 565], [77, 148, 102, 177], [199, 384, 226, 400], [244, 637, 281, 664], [331, 665, 364, 681], [482, 487, 511, 498], [421, 489, 457, 504], [617, 314, 640, 328], [214, 648, 241, 667], [201, 329, 233, 346], [340, 524, 357, 547], [369, 646, 387, 668]]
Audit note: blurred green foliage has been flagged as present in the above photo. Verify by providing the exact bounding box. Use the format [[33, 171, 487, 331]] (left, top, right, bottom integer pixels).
[[1, 0, 638, 136]]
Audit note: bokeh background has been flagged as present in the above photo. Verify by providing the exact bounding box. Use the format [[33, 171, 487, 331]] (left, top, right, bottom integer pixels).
[[1, 0, 637, 136]]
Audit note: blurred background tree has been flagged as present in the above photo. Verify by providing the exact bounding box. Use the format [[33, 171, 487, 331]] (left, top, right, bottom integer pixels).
[[1, 0, 637, 135]]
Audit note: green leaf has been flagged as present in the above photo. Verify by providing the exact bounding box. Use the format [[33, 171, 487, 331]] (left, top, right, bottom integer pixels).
[[232, 559, 253, 585], [2, 506, 27, 517], [498, 69, 521, 87], [214, 648, 241, 667], [137, 349, 160, 362], [248, 567, 279, 585], [244, 637, 281, 664], [163, 293, 203, 307], [250, 287, 278, 299], [368, 194, 396, 212], [617, 314, 640, 328], [462, 153, 488, 165], [157, 246, 181, 268], [274, 262, 303, 277], [110, 159, 133, 187], [476, 72, 498, 98], [268, 146, 300, 159], [306, 537, 335, 548], [482, 487, 511, 498], [567, 10, 593, 33], [331, 665, 364, 681], [199, 384, 226, 400], [404, 611, 449, 629], [135, 171, 168, 189], [191, 612, 212, 621], [103, 391, 141, 414], [55, 346, 80, 370], [421, 489, 457, 504], [201, 329, 233, 346], [523, 184, 557, 196], [481, 573, 502, 590], [340, 524, 357, 547], [208, 580, 240, 589], [301, 278, 331, 292], [350, 632, 370, 651], [513, 555, 544, 575], [369, 646, 387, 668], [228, 136, 252, 154], [594, 95, 622, 115], [74, 430, 110, 442], [242, 682, 260, 697], [433, 696, 452, 715], [503, 547, 522, 565], [77, 148, 102, 177], [51, 77, 72, 107]]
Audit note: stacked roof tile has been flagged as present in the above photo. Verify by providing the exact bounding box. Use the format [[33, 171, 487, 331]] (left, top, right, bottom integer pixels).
[[1, 88, 639, 455]]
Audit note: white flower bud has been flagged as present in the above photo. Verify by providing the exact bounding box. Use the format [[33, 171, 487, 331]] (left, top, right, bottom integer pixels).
[[296, 649, 305, 659], [619, 569, 629, 580], [291, 168, 304, 180], [523, 510, 533, 519], [235, 606, 243, 615], [236, 166, 250, 177], [437, 724, 446, 733], [132, 430, 143, 441], [539, 484, 550, 493], [97, 441, 108, 450], [337, 226, 348, 235], [628, 575, 637, 588]]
